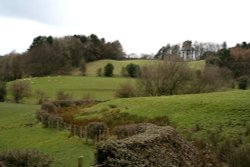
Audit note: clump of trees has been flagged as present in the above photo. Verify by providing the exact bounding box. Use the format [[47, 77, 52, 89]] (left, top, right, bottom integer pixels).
[[138, 58, 192, 96], [116, 57, 235, 98], [0, 34, 125, 80], [154, 40, 221, 60], [207, 42, 250, 89]]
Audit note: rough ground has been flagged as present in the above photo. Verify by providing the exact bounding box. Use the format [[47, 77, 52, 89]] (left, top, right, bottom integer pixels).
[[95, 123, 198, 167]]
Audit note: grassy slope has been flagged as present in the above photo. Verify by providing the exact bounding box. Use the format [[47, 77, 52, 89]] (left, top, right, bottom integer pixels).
[[8, 76, 135, 103], [0, 103, 94, 167], [84, 59, 205, 76], [82, 90, 250, 142]]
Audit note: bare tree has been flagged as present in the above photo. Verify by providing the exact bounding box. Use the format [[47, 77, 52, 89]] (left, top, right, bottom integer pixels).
[[9, 80, 31, 103], [137, 58, 192, 96]]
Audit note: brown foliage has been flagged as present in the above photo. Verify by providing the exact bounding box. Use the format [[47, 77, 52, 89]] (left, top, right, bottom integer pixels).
[[138, 58, 192, 96], [9, 80, 31, 103], [115, 81, 137, 98]]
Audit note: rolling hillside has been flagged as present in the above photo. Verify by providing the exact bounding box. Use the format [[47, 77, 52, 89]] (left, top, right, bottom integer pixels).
[[0, 103, 95, 167], [79, 90, 250, 142], [73, 59, 205, 76], [7, 76, 136, 103]]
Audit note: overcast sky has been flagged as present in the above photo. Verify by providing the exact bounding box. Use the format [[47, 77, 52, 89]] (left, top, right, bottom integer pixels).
[[0, 0, 250, 55]]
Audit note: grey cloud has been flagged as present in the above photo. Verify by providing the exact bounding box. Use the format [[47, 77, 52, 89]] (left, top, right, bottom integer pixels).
[[0, 0, 67, 25]]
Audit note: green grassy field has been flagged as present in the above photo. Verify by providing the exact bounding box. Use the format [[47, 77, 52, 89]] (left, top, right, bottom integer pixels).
[[79, 90, 250, 143], [8, 76, 136, 103], [0, 103, 95, 167], [6, 59, 204, 103], [83, 59, 205, 76]]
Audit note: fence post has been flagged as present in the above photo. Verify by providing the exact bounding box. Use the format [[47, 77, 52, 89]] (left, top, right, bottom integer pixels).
[[80, 126, 83, 138], [74, 125, 77, 136], [56, 120, 59, 131], [85, 126, 88, 142], [78, 156, 84, 167]]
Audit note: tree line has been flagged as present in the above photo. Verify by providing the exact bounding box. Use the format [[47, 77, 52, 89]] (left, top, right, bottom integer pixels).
[[115, 41, 250, 98], [0, 34, 125, 81]]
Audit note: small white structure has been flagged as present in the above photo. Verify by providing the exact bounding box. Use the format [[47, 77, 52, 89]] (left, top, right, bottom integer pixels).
[[180, 49, 197, 61]]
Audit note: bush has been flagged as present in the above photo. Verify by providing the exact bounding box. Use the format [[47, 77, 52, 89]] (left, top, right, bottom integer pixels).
[[115, 82, 137, 98], [86, 122, 108, 141], [104, 63, 114, 77], [125, 63, 141, 77], [36, 110, 51, 127], [205, 56, 223, 67], [0, 149, 53, 167], [238, 76, 248, 90], [9, 80, 32, 103], [53, 100, 75, 108], [187, 66, 234, 94], [56, 90, 73, 100], [41, 102, 57, 113], [0, 81, 6, 102]]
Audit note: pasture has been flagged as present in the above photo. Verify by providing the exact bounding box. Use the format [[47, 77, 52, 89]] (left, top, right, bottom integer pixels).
[[0, 103, 95, 167], [78, 90, 250, 143], [7, 76, 136, 103], [83, 59, 205, 76]]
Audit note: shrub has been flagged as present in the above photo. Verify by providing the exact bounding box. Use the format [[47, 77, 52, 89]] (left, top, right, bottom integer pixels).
[[115, 82, 137, 98], [187, 66, 234, 94], [53, 100, 77, 108], [0, 81, 6, 102], [205, 56, 223, 67], [104, 63, 114, 77], [0, 149, 53, 167], [86, 122, 108, 141], [238, 76, 248, 90], [56, 90, 73, 100], [125, 63, 141, 77], [9, 80, 32, 103], [138, 59, 192, 96], [36, 110, 51, 127], [41, 102, 57, 113]]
